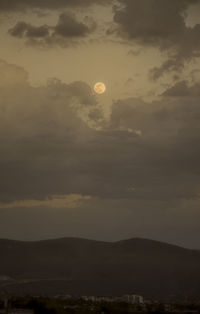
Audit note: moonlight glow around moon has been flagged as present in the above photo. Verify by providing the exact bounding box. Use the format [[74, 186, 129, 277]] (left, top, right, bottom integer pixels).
[[94, 82, 106, 94]]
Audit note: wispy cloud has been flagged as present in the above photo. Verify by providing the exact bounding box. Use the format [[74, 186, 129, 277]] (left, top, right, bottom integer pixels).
[[0, 194, 92, 209]]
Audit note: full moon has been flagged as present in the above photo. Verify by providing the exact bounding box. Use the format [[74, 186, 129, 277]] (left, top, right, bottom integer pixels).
[[94, 82, 106, 94]]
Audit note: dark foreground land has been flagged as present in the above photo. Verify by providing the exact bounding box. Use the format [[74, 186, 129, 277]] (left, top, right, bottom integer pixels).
[[1, 296, 200, 314], [0, 237, 200, 300]]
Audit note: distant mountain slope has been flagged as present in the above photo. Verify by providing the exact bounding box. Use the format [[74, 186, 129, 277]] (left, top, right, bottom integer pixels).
[[0, 237, 200, 300]]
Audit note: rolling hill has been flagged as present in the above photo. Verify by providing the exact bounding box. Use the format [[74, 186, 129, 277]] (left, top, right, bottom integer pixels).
[[0, 237, 200, 300]]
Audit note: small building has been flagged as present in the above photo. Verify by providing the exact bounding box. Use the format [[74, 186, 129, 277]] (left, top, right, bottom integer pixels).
[[122, 294, 144, 304], [81, 296, 97, 302]]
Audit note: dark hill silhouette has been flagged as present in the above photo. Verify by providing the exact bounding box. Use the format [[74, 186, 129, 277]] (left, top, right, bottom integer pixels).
[[0, 237, 200, 300]]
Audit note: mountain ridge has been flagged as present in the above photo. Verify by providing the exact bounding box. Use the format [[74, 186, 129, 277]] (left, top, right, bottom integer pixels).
[[0, 236, 197, 250], [0, 237, 199, 300]]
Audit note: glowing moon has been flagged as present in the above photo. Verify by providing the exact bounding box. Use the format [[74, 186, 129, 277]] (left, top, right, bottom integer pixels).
[[94, 82, 106, 94]]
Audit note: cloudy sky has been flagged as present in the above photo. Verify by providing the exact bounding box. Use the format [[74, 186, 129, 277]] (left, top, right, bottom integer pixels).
[[1, 0, 200, 248]]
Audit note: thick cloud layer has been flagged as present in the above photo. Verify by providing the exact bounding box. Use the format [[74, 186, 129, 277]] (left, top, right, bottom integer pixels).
[[9, 13, 96, 46], [9, 22, 49, 39], [0, 60, 98, 202], [1, 60, 200, 207], [162, 80, 200, 97], [0, 0, 111, 12], [112, 0, 200, 78], [0, 60, 200, 247]]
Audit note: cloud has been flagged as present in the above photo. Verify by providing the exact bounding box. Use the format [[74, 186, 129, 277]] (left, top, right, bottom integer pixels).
[[113, 0, 200, 45], [111, 0, 200, 78], [0, 0, 111, 12], [149, 57, 185, 81], [9, 13, 96, 46], [162, 80, 200, 97], [54, 13, 96, 37], [9, 22, 49, 39], [106, 87, 200, 200], [1, 60, 200, 208], [0, 60, 99, 202], [0, 59, 28, 86], [0, 194, 91, 209]]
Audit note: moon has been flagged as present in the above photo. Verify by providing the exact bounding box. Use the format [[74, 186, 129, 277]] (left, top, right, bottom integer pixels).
[[94, 82, 106, 94]]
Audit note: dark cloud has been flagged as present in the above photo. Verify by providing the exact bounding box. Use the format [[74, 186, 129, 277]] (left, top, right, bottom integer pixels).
[[54, 13, 96, 37], [111, 0, 200, 78], [9, 21, 49, 38], [0, 60, 101, 204], [1, 60, 200, 246], [162, 80, 200, 97], [0, 0, 111, 12], [9, 13, 96, 46], [113, 0, 187, 44], [107, 89, 200, 200], [1, 60, 200, 207], [149, 57, 185, 81]]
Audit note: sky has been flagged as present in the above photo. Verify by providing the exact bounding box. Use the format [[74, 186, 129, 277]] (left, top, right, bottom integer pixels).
[[1, 0, 200, 249]]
